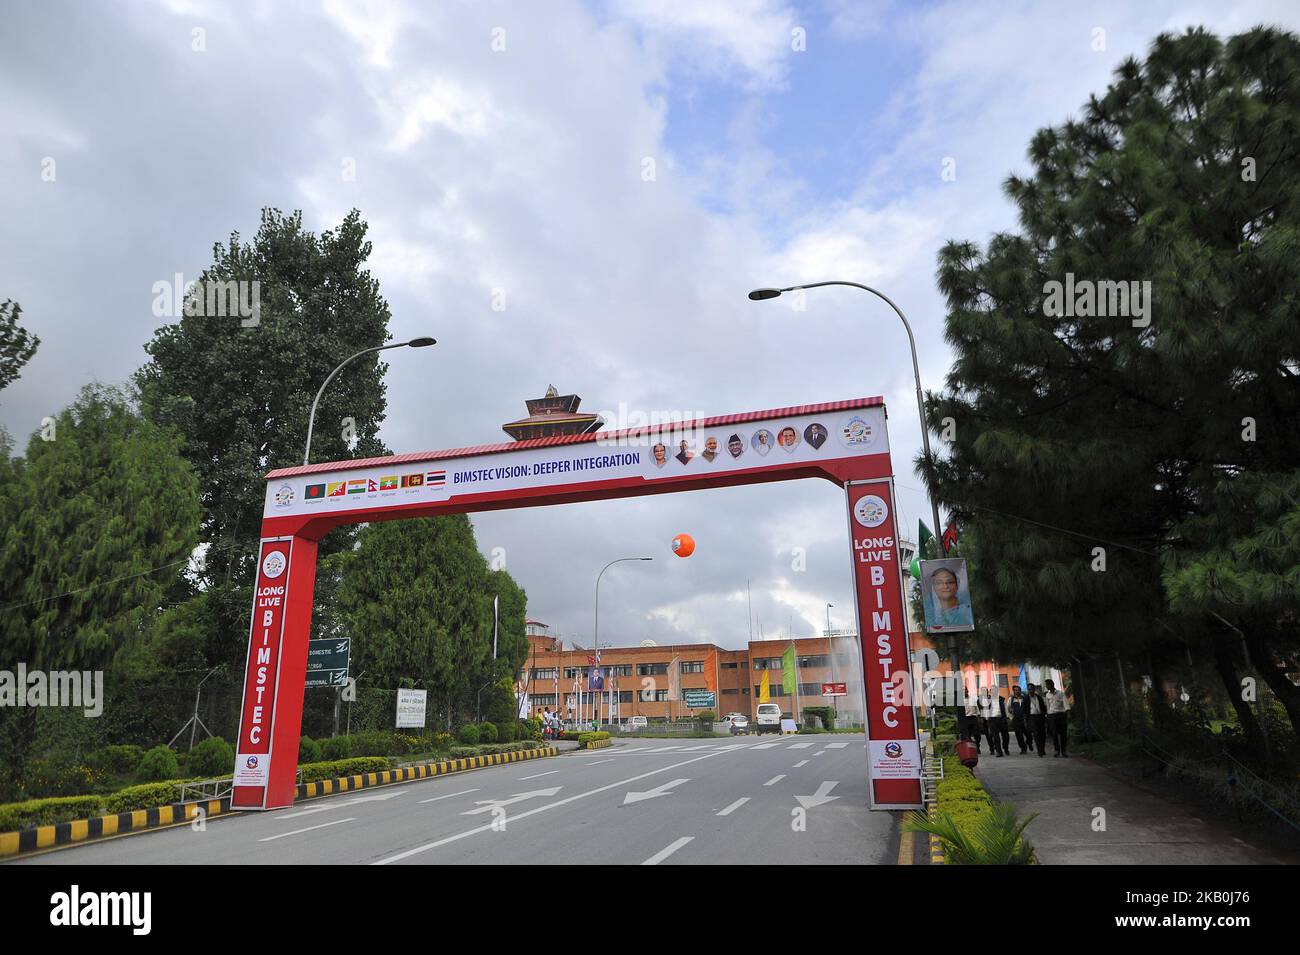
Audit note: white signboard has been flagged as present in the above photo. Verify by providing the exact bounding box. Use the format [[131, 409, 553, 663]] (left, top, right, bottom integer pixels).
[[265, 406, 888, 518], [395, 688, 428, 729], [233, 752, 269, 787], [869, 739, 922, 779]]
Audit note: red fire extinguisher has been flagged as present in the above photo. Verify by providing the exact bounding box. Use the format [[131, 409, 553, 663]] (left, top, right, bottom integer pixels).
[[956, 738, 979, 769]]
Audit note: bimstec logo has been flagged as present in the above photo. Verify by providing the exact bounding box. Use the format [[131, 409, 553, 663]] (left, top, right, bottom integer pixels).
[[884, 742, 903, 759], [246, 755, 259, 770], [273, 483, 294, 508], [840, 415, 875, 449], [854, 494, 888, 528], [261, 550, 286, 579]]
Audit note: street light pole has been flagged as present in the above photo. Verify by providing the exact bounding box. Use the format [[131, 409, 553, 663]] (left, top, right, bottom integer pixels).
[[826, 602, 838, 720], [748, 282, 943, 545], [593, 557, 653, 728], [303, 336, 436, 465]]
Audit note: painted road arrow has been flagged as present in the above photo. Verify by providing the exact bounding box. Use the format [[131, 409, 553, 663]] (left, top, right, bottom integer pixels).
[[622, 778, 690, 805], [795, 781, 840, 809], [461, 787, 563, 815]]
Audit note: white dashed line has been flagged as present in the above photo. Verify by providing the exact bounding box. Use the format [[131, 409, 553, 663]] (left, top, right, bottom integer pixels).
[[520, 770, 559, 780], [717, 797, 750, 816], [642, 836, 694, 865], [763, 774, 786, 786], [258, 818, 355, 842], [793, 760, 808, 768], [418, 788, 479, 804]]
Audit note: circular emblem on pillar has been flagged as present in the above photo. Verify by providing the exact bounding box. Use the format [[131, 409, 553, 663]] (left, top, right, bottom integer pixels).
[[853, 494, 889, 528], [261, 551, 287, 579], [839, 415, 876, 449], [273, 483, 295, 508]]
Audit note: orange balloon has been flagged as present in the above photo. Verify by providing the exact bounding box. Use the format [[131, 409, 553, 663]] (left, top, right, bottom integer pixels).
[[672, 533, 695, 558]]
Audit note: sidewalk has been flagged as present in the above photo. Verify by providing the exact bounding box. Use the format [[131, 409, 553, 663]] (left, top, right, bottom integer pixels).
[[970, 748, 1296, 865]]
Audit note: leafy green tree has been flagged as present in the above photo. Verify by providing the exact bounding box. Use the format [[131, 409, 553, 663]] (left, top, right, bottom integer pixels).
[[0, 384, 201, 670], [135, 208, 393, 669], [337, 515, 528, 729], [0, 299, 39, 397], [926, 27, 1300, 742]]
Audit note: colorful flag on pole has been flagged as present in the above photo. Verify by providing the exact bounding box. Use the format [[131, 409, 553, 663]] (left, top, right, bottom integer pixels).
[[667, 655, 680, 701], [782, 643, 797, 696], [942, 520, 959, 556], [910, 520, 935, 579], [759, 669, 771, 703]]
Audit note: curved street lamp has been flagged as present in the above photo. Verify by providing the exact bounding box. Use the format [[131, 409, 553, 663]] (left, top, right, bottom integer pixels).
[[303, 337, 437, 465], [593, 557, 653, 727]]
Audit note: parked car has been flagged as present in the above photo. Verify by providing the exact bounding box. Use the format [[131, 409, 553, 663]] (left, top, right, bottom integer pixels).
[[755, 703, 783, 734], [622, 715, 648, 731], [728, 715, 750, 735]]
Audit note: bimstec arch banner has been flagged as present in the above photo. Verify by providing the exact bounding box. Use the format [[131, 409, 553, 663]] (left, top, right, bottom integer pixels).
[[261, 405, 889, 517]]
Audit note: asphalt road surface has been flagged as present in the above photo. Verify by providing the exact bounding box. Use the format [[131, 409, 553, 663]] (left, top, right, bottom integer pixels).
[[13, 734, 899, 865]]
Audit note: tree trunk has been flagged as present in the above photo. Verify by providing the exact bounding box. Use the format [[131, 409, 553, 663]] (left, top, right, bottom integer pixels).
[[1210, 632, 1263, 752], [1243, 626, 1300, 740]]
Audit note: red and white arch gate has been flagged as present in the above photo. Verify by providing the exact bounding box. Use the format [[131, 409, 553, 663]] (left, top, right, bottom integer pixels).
[[232, 396, 923, 811]]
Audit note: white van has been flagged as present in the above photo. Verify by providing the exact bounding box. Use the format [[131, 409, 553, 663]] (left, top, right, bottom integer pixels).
[[755, 703, 783, 734], [622, 715, 648, 732]]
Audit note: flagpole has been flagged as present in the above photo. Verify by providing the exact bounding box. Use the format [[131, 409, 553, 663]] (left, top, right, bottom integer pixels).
[[792, 639, 801, 726]]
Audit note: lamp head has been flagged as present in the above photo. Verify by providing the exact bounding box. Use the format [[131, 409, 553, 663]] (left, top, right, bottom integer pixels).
[[748, 288, 783, 301], [408, 336, 437, 347]]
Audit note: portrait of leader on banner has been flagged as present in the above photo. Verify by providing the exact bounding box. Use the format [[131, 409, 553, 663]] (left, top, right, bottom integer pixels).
[[919, 558, 975, 633], [588, 666, 606, 691]]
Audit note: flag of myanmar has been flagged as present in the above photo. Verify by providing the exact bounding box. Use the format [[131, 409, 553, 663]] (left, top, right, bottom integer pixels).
[[305, 484, 326, 501], [379, 476, 399, 491]]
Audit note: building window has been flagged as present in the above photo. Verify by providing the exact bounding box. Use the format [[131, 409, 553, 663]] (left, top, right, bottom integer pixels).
[[721, 688, 739, 696], [608, 664, 633, 677], [616, 691, 633, 703], [637, 663, 668, 676], [530, 694, 557, 707], [564, 667, 590, 679], [721, 662, 739, 669], [755, 685, 791, 698], [531, 668, 558, 681], [752, 658, 781, 671], [798, 654, 830, 669], [680, 661, 705, 674]]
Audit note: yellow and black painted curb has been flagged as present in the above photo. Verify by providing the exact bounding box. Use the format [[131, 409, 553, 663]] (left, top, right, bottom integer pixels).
[[577, 737, 611, 750], [0, 745, 559, 860], [0, 798, 227, 859], [924, 739, 945, 865], [296, 746, 558, 798]]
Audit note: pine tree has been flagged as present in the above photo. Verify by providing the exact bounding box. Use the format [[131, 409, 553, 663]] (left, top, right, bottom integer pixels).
[[927, 27, 1300, 742]]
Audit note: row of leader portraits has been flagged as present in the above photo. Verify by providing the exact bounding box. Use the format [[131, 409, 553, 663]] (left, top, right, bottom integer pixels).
[[651, 422, 831, 467]]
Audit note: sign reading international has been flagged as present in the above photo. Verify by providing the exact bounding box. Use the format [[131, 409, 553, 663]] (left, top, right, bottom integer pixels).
[[304, 638, 350, 688], [395, 688, 428, 729]]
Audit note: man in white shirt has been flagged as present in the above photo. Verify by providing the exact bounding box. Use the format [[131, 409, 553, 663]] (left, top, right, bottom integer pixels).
[[978, 687, 1007, 757], [1044, 679, 1070, 757], [1024, 683, 1048, 757]]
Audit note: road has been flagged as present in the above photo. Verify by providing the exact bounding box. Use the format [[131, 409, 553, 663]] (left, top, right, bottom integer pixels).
[[12, 734, 900, 865]]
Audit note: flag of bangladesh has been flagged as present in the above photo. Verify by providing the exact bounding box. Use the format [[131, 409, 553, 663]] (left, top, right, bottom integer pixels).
[[305, 484, 325, 500]]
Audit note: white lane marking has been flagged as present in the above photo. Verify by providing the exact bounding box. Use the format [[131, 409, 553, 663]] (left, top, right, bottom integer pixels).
[[793, 760, 808, 768], [639, 746, 682, 753], [418, 789, 479, 804], [258, 817, 355, 842], [519, 770, 559, 780], [279, 791, 405, 819], [716, 797, 750, 817], [752, 743, 780, 750], [374, 749, 746, 864], [795, 781, 840, 808], [587, 758, 615, 765], [679, 745, 716, 751], [789, 741, 814, 749], [642, 836, 694, 866], [623, 778, 689, 805], [826, 741, 850, 749], [763, 774, 786, 786], [814, 751, 825, 756], [462, 787, 563, 815]]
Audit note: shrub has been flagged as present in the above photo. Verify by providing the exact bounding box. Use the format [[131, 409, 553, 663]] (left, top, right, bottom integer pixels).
[[135, 745, 179, 783], [478, 721, 498, 743], [577, 732, 611, 748], [105, 782, 187, 814], [519, 717, 542, 741], [188, 737, 234, 778], [456, 724, 481, 745], [697, 710, 717, 724], [298, 736, 322, 764], [320, 735, 353, 761], [497, 720, 516, 743], [904, 803, 1037, 865], [0, 795, 105, 831], [97, 745, 144, 775], [449, 746, 481, 759], [297, 757, 390, 784], [23, 758, 98, 797]]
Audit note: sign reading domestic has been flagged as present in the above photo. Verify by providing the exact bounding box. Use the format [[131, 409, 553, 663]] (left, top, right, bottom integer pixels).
[[304, 638, 350, 688], [846, 481, 922, 809], [232, 538, 293, 808]]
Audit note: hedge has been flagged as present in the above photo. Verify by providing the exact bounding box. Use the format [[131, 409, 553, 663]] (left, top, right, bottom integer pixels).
[[936, 753, 995, 832], [577, 732, 610, 747], [0, 795, 106, 832], [296, 757, 390, 784]]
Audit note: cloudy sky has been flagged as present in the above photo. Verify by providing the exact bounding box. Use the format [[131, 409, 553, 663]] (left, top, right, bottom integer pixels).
[[3, 0, 1296, 651]]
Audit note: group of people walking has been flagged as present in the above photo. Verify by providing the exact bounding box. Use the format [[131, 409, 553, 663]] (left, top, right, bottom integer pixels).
[[960, 680, 1071, 758]]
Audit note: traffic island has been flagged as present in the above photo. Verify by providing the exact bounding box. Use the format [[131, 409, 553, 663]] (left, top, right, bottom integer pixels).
[[0, 746, 558, 860]]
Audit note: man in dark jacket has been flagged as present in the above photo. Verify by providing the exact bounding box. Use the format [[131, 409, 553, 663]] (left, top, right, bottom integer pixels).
[[1008, 685, 1030, 754], [1024, 683, 1048, 757]]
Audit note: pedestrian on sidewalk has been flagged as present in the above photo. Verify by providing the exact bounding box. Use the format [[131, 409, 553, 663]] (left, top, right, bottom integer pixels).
[[978, 686, 1006, 756], [1008, 685, 1030, 754], [962, 685, 983, 753], [1044, 678, 1071, 757], [1024, 683, 1048, 757]]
